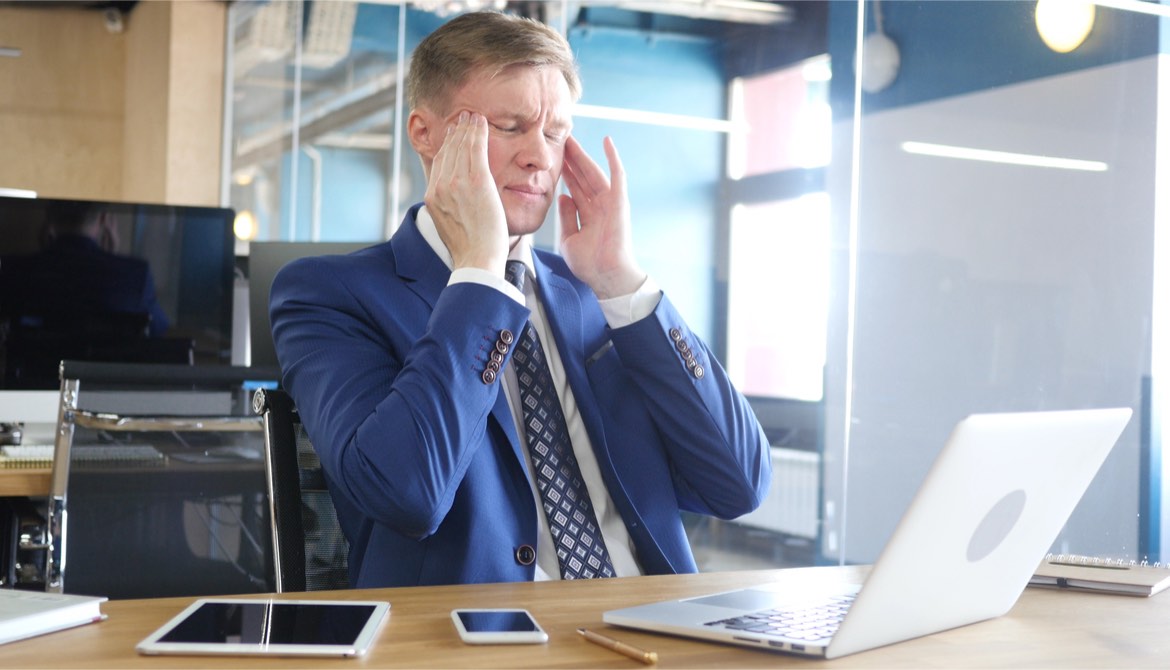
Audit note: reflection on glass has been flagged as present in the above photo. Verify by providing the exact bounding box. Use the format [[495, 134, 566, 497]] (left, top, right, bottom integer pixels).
[[729, 55, 832, 178], [727, 195, 829, 402], [827, 0, 1162, 567]]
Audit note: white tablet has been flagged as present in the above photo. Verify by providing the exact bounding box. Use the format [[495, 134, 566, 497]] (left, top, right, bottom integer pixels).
[[136, 598, 390, 658]]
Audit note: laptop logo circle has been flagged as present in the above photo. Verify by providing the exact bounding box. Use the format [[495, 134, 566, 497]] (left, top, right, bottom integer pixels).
[[967, 489, 1026, 562]]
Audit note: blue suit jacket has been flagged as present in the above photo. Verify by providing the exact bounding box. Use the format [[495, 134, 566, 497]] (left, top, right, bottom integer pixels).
[[269, 205, 771, 588]]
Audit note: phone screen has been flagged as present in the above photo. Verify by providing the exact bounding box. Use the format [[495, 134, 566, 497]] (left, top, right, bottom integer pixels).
[[456, 610, 540, 633], [451, 609, 547, 644]]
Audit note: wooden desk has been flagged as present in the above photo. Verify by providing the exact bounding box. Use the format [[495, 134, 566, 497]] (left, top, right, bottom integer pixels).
[[0, 467, 50, 497], [3, 566, 1169, 668]]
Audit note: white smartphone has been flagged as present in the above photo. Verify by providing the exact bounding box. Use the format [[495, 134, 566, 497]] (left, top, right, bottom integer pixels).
[[450, 608, 548, 645]]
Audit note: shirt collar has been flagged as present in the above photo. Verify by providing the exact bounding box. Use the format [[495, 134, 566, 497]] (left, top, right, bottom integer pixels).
[[417, 205, 536, 280]]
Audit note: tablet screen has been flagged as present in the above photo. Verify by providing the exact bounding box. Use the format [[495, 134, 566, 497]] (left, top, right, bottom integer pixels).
[[137, 599, 390, 657]]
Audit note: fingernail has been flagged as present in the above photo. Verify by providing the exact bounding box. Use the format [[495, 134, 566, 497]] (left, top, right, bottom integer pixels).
[[459, 111, 469, 123]]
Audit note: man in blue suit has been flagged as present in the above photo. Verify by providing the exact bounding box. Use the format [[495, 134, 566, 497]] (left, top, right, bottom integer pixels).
[[270, 11, 771, 589]]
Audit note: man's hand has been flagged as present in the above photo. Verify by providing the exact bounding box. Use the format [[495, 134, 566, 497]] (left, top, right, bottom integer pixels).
[[425, 111, 508, 273], [558, 136, 646, 299]]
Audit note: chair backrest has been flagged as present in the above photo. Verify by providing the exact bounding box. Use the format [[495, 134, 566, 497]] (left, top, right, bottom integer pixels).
[[253, 387, 349, 592], [45, 360, 280, 598]]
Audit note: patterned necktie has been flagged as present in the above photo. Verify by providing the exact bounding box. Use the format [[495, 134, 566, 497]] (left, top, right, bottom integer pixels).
[[505, 260, 615, 579]]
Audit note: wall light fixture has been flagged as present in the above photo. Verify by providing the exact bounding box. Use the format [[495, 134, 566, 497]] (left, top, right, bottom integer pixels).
[[1035, 0, 1096, 53]]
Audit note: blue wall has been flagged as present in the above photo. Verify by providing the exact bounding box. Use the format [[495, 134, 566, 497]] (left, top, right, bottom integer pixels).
[[829, 0, 1159, 115], [285, 147, 388, 242], [570, 25, 725, 340]]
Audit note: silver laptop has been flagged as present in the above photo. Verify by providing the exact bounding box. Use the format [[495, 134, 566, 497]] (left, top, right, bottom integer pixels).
[[604, 408, 1132, 659]]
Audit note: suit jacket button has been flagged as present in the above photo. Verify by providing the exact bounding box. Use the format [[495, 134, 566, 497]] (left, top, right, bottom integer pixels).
[[669, 327, 682, 342], [500, 329, 515, 345], [482, 368, 497, 385], [515, 544, 536, 565], [496, 340, 509, 354], [693, 364, 705, 379]]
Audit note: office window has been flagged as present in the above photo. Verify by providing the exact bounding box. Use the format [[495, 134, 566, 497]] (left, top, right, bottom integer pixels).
[[724, 58, 831, 403], [727, 195, 829, 401], [728, 55, 831, 179]]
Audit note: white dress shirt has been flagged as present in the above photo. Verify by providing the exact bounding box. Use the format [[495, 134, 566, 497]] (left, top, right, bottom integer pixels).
[[416, 207, 659, 580]]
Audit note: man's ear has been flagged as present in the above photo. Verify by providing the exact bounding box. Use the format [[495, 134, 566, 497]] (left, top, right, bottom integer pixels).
[[407, 109, 440, 162]]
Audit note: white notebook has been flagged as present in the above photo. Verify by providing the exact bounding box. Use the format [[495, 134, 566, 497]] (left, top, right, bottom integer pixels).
[[0, 590, 106, 645]]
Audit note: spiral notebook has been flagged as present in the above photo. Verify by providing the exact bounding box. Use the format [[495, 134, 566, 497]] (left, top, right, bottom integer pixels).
[[1030, 554, 1170, 597]]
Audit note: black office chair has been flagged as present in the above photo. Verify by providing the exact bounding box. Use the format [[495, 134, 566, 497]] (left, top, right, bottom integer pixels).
[[45, 361, 279, 599], [253, 387, 349, 592]]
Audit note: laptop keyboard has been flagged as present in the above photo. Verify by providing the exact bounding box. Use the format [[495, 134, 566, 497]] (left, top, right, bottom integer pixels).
[[704, 594, 855, 642]]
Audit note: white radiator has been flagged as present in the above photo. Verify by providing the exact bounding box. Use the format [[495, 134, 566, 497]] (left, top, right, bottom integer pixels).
[[734, 447, 820, 539]]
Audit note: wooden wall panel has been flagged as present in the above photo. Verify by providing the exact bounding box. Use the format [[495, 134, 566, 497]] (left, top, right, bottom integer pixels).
[[0, 2, 225, 205], [165, 1, 226, 207], [0, 6, 125, 199]]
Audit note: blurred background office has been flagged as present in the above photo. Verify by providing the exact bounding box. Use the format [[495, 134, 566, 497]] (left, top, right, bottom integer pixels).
[[0, 0, 1166, 579]]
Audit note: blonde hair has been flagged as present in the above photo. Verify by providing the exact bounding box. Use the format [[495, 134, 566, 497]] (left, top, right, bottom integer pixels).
[[406, 11, 581, 114]]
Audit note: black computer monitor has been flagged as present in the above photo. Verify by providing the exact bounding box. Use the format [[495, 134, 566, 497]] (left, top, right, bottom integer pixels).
[[246, 241, 371, 370], [0, 196, 237, 390]]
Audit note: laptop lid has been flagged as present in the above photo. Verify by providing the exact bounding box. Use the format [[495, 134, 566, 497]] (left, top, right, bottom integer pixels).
[[604, 407, 1132, 659]]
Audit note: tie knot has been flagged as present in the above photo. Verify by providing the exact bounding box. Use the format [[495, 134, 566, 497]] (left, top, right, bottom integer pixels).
[[505, 260, 527, 293]]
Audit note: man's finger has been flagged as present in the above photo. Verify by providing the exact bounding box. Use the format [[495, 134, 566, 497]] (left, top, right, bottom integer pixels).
[[558, 194, 579, 246]]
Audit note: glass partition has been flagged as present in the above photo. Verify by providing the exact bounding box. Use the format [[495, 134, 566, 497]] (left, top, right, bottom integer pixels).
[[830, 0, 1163, 566], [224, 0, 1167, 573]]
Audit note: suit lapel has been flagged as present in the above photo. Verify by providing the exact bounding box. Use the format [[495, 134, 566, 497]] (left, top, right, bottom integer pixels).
[[391, 209, 529, 471], [532, 255, 583, 362], [390, 207, 448, 310], [528, 256, 653, 551], [531, 254, 611, 460]]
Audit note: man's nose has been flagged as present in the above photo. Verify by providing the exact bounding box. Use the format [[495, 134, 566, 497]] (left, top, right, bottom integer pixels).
[[518, 131, 554, 170]]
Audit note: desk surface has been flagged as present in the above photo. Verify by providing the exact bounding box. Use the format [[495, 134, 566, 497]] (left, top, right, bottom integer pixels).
[[0, 435, 268, 499], [0, 466, 50, 497], [3, 566, 1169, 668]]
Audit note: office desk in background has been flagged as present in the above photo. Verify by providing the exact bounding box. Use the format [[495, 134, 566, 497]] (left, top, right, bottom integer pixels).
[[1, 436, 272, 597], [3, 566, 1170, 668], [0, 467, 50, 497]]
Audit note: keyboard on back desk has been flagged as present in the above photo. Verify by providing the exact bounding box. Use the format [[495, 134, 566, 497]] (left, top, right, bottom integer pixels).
[[72, 444, 166, 464], [2, 444, 167, 468], [0, 444, 53, 468]]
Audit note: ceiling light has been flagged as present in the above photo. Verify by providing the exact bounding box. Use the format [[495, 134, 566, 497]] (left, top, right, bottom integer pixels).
[[411, 0, 507, 17], [234, 210, 258, 241], [1035, 0, 1095, 53], [901, 141, 1108, 172], [1092, 0, 1170, 19]]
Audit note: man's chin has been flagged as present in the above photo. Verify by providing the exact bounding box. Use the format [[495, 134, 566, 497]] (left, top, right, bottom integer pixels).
[[504, 211, 552, 238]]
